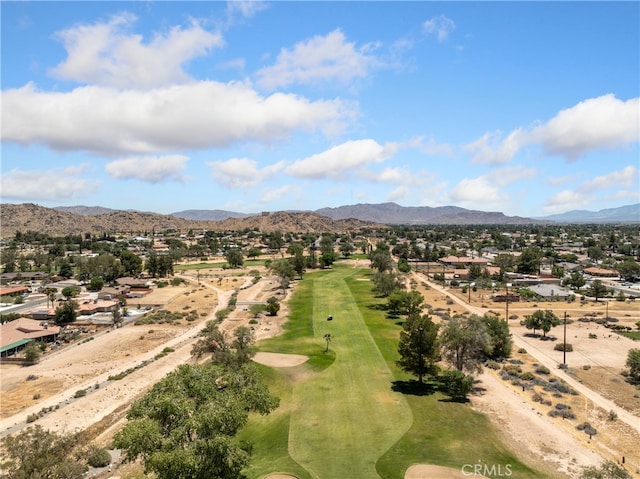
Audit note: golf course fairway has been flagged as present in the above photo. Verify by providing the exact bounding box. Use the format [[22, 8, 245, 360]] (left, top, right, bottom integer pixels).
[[286, 268, 412, 478]]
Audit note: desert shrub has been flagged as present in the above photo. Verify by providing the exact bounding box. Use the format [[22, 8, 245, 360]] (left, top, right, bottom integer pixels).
[[588, 333, 597, 339], [26, 374, 38, 381], [502, 365, 522, 376], [87, 447, 111, 468], [248, 319, 258, 325], [517, 348, 527, 354], [486, 360, 501, 370], [554, 343, 573, 352], [74, 389, 87, 398], [607, 410, 618, 421], [520, 371, 535, 381], [32, 393, 41, 400], [535, 365, 550, 375], [509, 359, 524, 365], [582, 364, 591, 370]]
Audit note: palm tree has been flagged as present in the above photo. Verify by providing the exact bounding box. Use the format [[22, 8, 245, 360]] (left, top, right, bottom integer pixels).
[[323, 333, 332, 353]]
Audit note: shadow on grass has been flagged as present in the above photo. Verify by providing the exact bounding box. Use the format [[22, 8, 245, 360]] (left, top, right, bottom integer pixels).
[[391, 379, 437, 396]]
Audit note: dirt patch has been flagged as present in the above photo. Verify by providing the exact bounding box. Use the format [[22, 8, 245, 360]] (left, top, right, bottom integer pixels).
[[572, 366, 640, 416], [253, 352, 308, 368], [405, 464, 487, 478]]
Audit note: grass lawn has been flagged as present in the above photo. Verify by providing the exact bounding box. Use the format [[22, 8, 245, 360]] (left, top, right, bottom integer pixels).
[[616, 331, 640, 340], [239, 264, 550, 479]]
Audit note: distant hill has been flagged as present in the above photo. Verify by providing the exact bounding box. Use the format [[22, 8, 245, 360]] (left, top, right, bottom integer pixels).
[[0, 204, 377, 238], [536, 203, 639, 223], [171, 209, 251, 221], [315, 202, 542, 225], [54, 205, 120, 216]]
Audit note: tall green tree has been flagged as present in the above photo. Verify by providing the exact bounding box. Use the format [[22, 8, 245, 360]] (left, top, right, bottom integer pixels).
[[396, 313, 440, 383], [0, 425, 87, 479], [588, 279, 609, 301], [55, 300, 78, 325], [524, 310, 560, 337], [517, 246, 543, 274], [113, 363, 279, 479], [439, 315, 492, 374], [626, 348, 640, 384], [225, 248, 244, 268], [481, 314, 513, 359]]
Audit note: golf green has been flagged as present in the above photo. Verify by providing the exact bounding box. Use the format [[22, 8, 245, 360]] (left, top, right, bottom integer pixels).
[[286, 268, 412, 478]]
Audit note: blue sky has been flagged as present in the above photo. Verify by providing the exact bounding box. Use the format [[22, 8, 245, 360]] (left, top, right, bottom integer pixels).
[[1, 1, 638, 218]]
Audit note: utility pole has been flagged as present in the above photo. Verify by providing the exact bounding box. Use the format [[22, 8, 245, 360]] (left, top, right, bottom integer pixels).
[[505, 283, 512, 322]]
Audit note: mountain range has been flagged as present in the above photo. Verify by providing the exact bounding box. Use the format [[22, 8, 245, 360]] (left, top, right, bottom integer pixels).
[[1, 202, 637, 239]]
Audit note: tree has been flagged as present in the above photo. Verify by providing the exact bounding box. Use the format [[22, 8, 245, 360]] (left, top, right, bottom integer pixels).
[[369, 242, 393, 273], [61, 286, 79, 300], [323, 333, 332, 353], [481, 314, 513, 359], [387, 290, 424, 317], [588, 279, 609, 301], [0, 425, 87, 479], [525, 310, 560, 338], [225, 248, 244, 268], [372, 271, 403, 297], [269, 258, 295, 291], [396, 314, 440, 383], [440, 369, 474, 401], [580, 461, 631, 479], [617, 258, 640, 282], [626, 348, 640, 384], [564, 271, 586, 290], [112, 307, 123, 329], [517, 246, 543, 274], [192, 321, 233, 363], [87, 276, 104, 291], [119, 249, 143, 276], [266, 296, 280, 316], [58, 260, 73, 279], [24, 342, 41, 364], [113, 363, 279, 479], [439, 315, 492, 374], [55, 300, 78, 325]]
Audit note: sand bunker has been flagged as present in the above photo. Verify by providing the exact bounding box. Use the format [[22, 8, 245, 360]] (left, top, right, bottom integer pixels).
[[264, 474, 298, 479], [253, 352, 308, 368], [405, 464, 488, 478]]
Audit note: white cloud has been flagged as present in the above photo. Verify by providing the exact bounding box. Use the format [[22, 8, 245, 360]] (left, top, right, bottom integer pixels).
[[466, 129, 524, 165], [0, 165, 98, 200], [208, 157, 285, 188], [106, 155, 188, 183], [255, 29, 380, 89], [466, 95, 639, 164], [423, 15, 456, 42], [260, 184, 300, 203], [580, 165, 638, 191], [486, 165, 535, 187], [226, 1, 268, 20], [449, 176, 506, 205], [285, 139, 397, 179], [1, 82, 354, 155], [543, 190, 593, 214], [530, 95, 640, 160], [49, 13, 223, 89], [387, 186, 410, 203], [362, 166, 435, 187], [607, 190, 640, 202]]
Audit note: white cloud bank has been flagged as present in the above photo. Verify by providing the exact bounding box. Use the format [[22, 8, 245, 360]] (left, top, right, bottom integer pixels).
[[285, 139, 397, 179], [106, 155, 189, 183], [423, 15, 456, 42], [1, 82, 354, 156], [255, 29, 380, 89], [1, 165, 99, 201], [467, 94, 639, 164], [208, 157, 286, 188], [50, 13, 223, 89]]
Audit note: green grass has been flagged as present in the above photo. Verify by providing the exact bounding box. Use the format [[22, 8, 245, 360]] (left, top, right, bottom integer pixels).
[[616, 331, 640, 340], [174, 259, 267, 271], [239, 264, 551, 479]]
